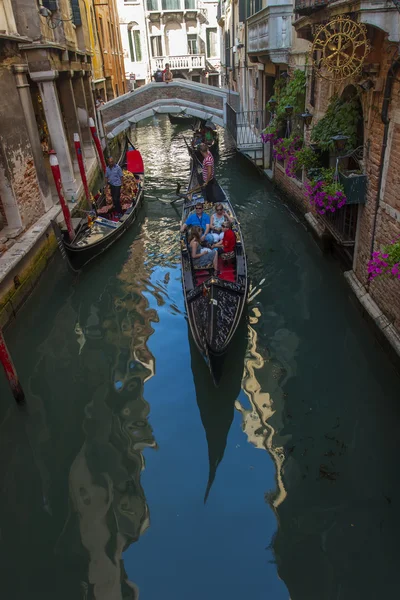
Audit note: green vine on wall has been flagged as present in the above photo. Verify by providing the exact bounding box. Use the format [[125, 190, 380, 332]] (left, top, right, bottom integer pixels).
[[311, 94, 362, 151], [263, 70, 306, 136]]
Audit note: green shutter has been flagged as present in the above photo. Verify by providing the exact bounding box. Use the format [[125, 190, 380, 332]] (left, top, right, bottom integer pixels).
[[70, 0, 82, 26], [133, 31, 142, 62], [128, 29, 134, 61]]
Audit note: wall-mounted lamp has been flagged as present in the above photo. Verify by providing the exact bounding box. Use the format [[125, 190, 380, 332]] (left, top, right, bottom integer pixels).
[[300, 108, 313, 128], [358, 79, 374, 91], [285, 105, 294, 116], [268, 97, 277, 111], [331, 133, 350, 152]]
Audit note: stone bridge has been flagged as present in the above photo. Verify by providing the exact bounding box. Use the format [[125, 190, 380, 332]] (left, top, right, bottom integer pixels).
[[99, 79, 240, 139]]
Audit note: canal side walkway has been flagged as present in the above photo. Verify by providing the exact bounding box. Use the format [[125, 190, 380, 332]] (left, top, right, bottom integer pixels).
[[0, 155, 100, 329]]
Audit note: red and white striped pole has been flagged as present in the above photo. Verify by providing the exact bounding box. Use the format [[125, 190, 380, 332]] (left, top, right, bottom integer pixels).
[[49, 150, 75, 242], [74, 133, 90, 206], [0, 329, 25, 404], [89, 117, 107, 174]]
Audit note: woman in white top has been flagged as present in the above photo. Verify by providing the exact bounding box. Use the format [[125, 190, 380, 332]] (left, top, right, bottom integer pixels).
[[210, 203, 232, 242]]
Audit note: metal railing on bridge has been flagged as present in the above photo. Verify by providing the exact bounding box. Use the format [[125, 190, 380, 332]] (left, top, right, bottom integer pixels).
[[226, 104, 265, 149]]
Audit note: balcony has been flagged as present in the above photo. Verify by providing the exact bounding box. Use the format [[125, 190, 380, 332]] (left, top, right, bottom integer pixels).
[[217, 0, 225, 25], [150, 54, 205, 71], [295, 0, 329, 17], [247, 4, 292, 63], [147, 0, 201, 11]]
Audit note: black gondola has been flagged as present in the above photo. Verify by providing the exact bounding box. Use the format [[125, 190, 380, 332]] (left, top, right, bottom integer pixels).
[[52, 137, 144, 271], [180, 159, 248, 384], [168, 112, 196, 126]]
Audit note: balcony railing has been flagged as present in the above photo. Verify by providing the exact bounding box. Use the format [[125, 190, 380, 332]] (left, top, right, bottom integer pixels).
[[295, 0, 330, 16], [147, 0, 197, 10], [150, 54, 205, 71]]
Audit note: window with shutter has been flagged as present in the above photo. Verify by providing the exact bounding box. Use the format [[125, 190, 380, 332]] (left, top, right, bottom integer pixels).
[[42, 0, 58, 11], [70, 0, 82, 26]]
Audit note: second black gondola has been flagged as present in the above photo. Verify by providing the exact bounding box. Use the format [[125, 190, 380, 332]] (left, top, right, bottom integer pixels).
[[53, 137, 144, 271]]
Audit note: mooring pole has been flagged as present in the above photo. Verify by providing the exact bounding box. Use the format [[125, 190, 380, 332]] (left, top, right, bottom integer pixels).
[[74, 133, 91, 206], [89, 117, 107, 174], [0, 329, 25, 404], [49, 150, 75, 242]]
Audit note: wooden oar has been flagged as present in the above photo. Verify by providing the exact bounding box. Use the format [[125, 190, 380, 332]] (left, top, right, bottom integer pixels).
[[176, 182, 202, 199]]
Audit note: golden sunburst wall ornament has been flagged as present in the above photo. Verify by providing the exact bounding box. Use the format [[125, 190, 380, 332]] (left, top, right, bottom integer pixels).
[[312, 16, 370, 81]]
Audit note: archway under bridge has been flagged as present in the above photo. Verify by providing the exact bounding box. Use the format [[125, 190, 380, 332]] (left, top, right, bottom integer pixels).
[[99, 79, 240, 139]]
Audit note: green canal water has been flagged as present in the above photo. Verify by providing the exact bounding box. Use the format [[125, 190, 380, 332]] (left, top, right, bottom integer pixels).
[[1, 117, 400, 599]]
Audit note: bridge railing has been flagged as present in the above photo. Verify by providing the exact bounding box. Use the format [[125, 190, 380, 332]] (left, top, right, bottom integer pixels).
[[150, 55, 205, 72], [226, 105, 264, 148]]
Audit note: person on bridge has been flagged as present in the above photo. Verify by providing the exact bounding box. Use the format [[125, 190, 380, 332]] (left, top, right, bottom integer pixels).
[[154, 69, 163, 82], [105, 157, 123, 215], [200, 143, 217, 204], [163, 64, 173, 83]]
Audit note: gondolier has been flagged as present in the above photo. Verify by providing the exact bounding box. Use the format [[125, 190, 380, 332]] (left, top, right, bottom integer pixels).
[[199, 143, 217, 204], [106, 157, 123, 214]]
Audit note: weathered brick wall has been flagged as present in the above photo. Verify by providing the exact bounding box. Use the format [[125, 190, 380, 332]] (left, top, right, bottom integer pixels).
[[281, 38, 400, 334], [353, 48, 400, 332], [274, 164, 310, 213], [0, 52, 44, 231], [101, 82, 226, 130]]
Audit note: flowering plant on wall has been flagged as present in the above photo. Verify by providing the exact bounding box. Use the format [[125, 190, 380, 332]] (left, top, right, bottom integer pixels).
[[260, 69, 306, 144], [304, 168, 347, 214], [367, 238, 400, 281]]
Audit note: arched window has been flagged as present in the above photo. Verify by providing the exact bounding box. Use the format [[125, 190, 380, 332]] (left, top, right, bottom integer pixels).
[[127, 22, 142, 63]]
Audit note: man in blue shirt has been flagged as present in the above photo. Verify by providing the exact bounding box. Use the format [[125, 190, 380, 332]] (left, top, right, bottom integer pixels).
[[180, 202, 214, 244], [105, 157, 123, 214]]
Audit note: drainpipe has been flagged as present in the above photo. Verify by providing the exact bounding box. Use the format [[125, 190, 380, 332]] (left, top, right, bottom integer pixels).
[[368, 55, 400, 290]]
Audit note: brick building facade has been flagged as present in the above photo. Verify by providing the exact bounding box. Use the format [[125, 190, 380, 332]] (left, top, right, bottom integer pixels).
[[269, 5, 400, 344]]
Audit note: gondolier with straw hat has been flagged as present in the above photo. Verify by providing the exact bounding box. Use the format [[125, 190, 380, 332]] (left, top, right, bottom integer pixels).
[[199, 143, 217, 204]]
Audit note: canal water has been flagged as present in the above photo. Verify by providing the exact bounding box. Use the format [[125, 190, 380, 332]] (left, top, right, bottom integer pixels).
[[1, 117, 400, 600]]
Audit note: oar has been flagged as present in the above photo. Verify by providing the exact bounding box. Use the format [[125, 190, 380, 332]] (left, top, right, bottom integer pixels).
[[175, 182, 202, 200], [147, 193, 184, 205]]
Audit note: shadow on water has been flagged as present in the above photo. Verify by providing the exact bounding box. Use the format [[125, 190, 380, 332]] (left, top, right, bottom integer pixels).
[[190, 314, 248, 503]]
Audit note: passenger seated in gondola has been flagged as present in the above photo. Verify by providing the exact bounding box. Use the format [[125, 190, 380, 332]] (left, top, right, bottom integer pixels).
[[180, 202, 214, 244], [210, 203, 232, 242], [212, 220, 236, 260], [189, 226, 218, 270]]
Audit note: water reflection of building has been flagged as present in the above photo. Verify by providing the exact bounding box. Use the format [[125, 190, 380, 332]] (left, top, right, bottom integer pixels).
[[56, 231, 158, 599], [237, 305, 300, 509]]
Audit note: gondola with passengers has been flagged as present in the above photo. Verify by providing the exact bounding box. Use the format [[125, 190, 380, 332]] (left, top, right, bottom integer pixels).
[[53, 137, 144, 271], [191, 118, 219, 160], [179, 145, 248, 383]]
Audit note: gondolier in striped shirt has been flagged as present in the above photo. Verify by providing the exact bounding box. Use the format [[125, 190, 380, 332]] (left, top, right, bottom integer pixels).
[[199, 143, 217, 204]]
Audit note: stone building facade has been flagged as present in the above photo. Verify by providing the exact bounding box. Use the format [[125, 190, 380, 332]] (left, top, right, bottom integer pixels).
[[118, 0, 221, 87], [94, 0, 126, 99]]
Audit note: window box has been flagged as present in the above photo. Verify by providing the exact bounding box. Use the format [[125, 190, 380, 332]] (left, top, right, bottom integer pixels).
[[338, 171, 367, 205]]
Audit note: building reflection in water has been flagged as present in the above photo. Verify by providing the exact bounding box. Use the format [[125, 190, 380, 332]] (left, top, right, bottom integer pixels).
[[237, 305, 294, 509], [56, 230, 158, 599]]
